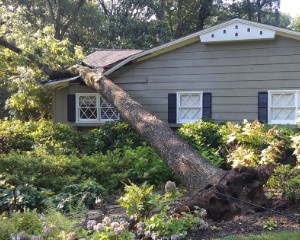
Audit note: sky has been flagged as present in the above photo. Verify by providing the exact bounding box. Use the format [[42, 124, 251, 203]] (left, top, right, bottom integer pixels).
[[280, 0, 300, 17]]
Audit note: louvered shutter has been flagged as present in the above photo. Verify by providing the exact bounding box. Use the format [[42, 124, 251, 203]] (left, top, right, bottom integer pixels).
[[258, 92, 268, 123], [203, 92, 212, 119], [67, 94, 76, 122], [168, 93, 177, 123]]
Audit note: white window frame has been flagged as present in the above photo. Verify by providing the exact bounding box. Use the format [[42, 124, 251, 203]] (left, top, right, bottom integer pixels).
[[76, 93, 120, 123], [177, 91, 203, 124], [268, 90, 299, 125]]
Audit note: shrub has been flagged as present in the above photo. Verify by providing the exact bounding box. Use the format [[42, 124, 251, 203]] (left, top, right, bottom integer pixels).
[[32, 119, 81, 155], [178, 120, 226, 167], [266, 164, 300, 202], [80, 146, 174, 191], [118, 182, 207, 239], [221, 120, 287, 167], [0, 151, 82, 193], [0, 119, 81, 155], [0, 120, 35, 153], [82, 121, 145, 154], [0, 209, 80, 239], [54, 180, 107, 211]]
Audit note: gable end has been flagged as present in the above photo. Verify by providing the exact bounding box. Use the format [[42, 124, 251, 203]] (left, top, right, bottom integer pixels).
[[200, 22, 275, 43]]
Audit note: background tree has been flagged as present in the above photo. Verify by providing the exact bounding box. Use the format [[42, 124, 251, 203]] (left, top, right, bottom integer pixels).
[[0, 4, 84, 120]]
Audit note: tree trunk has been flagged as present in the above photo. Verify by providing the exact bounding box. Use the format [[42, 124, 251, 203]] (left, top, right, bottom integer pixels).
[[68, 65, 225, 192], [0, 36, 272, 216]]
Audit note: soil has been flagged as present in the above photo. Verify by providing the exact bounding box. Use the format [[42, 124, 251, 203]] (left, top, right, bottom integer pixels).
[[187, 201, 300, 240]]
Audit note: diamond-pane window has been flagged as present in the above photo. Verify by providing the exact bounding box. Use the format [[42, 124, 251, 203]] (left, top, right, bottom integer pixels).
[[177, 92, 203, 123], [76, 93, 120, 123], [269, 91, 299, 124], [78, 95, 98, 121], [100, 96, 120, 121]]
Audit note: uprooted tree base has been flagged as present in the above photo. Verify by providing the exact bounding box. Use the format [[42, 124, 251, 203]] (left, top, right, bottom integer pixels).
[[175, 165, 274, 221]]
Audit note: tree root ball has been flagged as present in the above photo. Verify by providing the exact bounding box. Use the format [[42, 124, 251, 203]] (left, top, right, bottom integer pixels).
[[175, 165, 274, 221]]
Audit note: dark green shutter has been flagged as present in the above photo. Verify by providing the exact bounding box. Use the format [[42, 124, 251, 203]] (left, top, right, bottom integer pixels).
[[203, 92, 212, 119], [67, 94, 76, 122], [258, 92, 268, 123], [168, 93, 177, 123]]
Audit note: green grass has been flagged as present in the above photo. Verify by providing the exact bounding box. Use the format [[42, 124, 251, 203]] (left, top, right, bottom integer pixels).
[[222, 231, 300, 240]]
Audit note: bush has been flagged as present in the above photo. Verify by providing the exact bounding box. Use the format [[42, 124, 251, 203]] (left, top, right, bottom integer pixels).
[[0, 209, 80, 239], [0, 119, 81, 155], [178, 120, 226, 167], [31, 119, 81, 155], [266, 164, 300, 203], [0, 151, 82, 193], [80, 146, 175, 191], [0, 120, 35, 153], [221, 120, 289, 167], [54, 180, 107, 211], [82, 121, 145, 154]]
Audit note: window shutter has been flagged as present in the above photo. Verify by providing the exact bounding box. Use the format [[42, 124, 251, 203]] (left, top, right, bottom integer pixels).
[[203, 92, 212, 119], [67, 94, 76, 122], [258, 92, 268, 123], [168, 93, 177, 123]]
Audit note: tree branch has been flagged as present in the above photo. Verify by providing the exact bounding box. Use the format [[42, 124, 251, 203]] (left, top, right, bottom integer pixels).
[[61, 0, 86, 38], [0, 36, 75, 79]]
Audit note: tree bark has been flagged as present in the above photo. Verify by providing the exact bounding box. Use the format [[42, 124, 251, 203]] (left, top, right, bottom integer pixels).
[[68, 65, 226, 192]]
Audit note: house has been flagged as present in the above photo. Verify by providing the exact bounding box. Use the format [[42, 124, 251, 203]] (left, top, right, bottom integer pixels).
[[46, 18, 300, 128]]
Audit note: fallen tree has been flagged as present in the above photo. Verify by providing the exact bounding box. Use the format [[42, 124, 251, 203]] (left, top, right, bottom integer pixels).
[[0, 36, 274, 220]]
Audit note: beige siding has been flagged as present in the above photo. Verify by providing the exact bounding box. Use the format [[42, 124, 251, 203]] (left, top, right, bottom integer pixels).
[[111, 36, 300, 123]]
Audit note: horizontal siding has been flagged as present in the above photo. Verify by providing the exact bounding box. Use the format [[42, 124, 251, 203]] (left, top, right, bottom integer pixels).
[[111, 36, 300, 123]]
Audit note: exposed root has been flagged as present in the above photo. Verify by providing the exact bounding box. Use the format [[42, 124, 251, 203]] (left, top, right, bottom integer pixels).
[[175, 165, 274, 221]]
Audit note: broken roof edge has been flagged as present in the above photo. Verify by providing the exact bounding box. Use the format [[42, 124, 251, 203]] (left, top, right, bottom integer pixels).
[[44, 75, 81, 89], [103, 18, 300, 77]]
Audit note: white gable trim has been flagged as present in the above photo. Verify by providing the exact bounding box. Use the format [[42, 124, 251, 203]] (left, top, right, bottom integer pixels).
[[200, 22, 275, 43], [104, 18, 300, 77]]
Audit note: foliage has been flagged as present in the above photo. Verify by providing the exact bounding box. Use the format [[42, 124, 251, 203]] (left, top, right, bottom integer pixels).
[[221, 120, 286, 167], [54, 180, 107, 212], [0, 209, 80, 240], [178, 120, 226, 167], [0, 119, 81, 154], [266, 164, 300, 203], [0, 3, 84, 120], [0, 120, 35, 153], [118, 181, 207, 239], [118, 182, 157, 221], [31, 119, 81, 155], [262, 218, 277, 231], [86, 217, 135, 240], [82, 121, 145, 154]]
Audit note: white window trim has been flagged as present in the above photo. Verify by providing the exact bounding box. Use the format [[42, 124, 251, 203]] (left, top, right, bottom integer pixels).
[[176, 91, 203, 124], [76, 93, 120, 123], [268, 90, 299, 125]]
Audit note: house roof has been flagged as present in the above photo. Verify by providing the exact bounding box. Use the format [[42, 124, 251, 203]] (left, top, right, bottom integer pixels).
[[45, 49, 142, 88], [103, 18, 300, 76], [83, 49, 143, 68]]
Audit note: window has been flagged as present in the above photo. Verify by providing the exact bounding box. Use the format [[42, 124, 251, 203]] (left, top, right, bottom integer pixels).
[[268, 90, 299, 124], [177, 92, 203, 123], [76, 93, 120, 123]]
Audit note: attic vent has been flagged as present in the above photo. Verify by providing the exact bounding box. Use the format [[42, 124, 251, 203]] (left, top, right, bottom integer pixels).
[[223, 30, 226, 34], [211, 34, 215, 38], [260, 31, 263, 35], [235, 32, 238, 37], [235, 25, 238, 29], [247, 28, 251, 32]]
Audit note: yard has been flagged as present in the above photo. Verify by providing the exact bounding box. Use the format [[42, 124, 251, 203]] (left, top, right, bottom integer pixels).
[[0, 119, 299, 239]]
